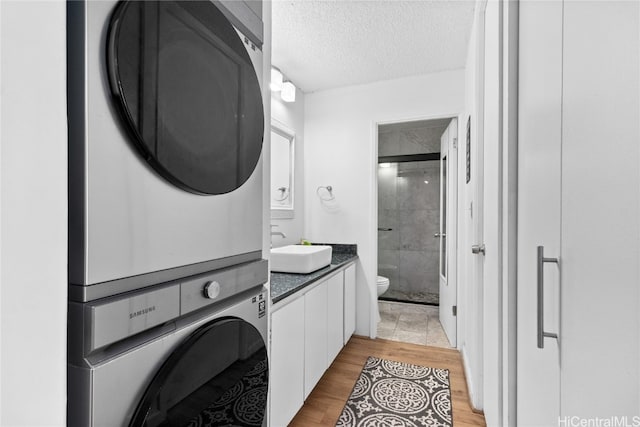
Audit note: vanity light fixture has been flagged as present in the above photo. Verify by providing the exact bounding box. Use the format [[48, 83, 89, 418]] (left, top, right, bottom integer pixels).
[[270, 67, 283, 92], [281, 81, 296, 103]]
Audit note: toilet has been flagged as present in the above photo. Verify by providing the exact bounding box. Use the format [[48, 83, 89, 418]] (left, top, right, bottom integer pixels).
[[376, 276, 390, 296]]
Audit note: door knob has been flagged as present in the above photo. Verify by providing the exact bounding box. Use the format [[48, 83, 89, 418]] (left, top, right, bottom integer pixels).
[[434, 233, 446, 238], [471, 244, 486, 255]]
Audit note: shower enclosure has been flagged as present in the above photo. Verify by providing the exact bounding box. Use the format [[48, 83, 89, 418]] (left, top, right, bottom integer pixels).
[[377, 155, 440, 304]]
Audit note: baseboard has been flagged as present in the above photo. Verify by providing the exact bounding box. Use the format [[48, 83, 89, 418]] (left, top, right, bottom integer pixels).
[[461, 344, 484, 414]]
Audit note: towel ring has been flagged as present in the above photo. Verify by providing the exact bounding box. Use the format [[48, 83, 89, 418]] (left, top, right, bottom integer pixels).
[[316, 185, 335, 201], [274, 187, 289, 202]]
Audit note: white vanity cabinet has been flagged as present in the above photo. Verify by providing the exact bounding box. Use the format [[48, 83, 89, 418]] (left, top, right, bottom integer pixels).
[[343, 264, 356, 344], [327, 273, 344, 364], [270, 261, 356, 427], [270, 296, 305, 427], [304, 279, 328, 398]]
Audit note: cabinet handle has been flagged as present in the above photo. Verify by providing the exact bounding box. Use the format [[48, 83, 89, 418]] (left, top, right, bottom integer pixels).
[[537, 246, 559, 349]]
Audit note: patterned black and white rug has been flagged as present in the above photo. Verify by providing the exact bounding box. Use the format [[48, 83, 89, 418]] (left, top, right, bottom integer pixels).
[[336, 356, 452, 427], [185, 357, 268, 427]]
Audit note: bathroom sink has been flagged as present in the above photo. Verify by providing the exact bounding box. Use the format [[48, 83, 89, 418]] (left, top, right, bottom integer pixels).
[[270, 245, 332, 274]]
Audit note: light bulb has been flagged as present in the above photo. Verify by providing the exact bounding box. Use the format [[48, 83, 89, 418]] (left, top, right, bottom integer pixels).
[[270, 67, 283, 92], [281, 81, 296, 102]]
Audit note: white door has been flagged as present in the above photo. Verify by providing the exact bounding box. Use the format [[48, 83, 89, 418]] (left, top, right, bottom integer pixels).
[[439, 118, 458, 346], [518, 1, 640, 424], [462, 3, 486, 411], [517, 2, 562, 425]]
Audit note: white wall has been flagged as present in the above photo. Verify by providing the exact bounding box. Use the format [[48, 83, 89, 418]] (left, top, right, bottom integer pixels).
[[0, 1, 68, 425], [270, 91, 305, 247], [304, 71, 465, 336], [1, 3, 3, 417]]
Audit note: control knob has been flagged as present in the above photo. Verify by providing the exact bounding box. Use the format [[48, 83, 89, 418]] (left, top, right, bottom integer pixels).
[[203, 281, 221, 299]]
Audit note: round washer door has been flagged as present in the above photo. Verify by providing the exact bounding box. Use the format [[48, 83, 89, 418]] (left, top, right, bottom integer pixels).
[[107, 0, 264, 195], [129, 317, 268, 427]]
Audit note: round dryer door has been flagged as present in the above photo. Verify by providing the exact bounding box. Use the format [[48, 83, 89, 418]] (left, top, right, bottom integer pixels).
[[129, 317, 268, 427], [107, 0, 264, 195]]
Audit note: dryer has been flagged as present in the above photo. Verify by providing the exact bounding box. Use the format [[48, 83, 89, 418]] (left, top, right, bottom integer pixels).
[[68, 267, 269, 427], [68, 0, 266, 302]]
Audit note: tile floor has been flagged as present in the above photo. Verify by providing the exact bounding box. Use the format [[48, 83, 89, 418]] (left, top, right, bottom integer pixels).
[[377, 300, 452, 348]]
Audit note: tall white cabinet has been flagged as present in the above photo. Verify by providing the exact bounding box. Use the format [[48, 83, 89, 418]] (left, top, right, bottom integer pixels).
[[270, 262, 356, 426], [518, 2, 639, 424]]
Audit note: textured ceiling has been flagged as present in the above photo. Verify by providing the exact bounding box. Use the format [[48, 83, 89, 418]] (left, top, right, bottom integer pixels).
[[272, 0, 475, 93]]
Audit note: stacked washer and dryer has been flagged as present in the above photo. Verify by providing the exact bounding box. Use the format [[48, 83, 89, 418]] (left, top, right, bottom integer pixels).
[[67, 1, 268, 426]]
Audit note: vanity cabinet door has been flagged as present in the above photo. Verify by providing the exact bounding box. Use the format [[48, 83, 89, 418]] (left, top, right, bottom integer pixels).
[[327, 273, 344, 364], [304, 280, 328, 398], [343, 264, 356, 344], [271, 296, 305, 427]]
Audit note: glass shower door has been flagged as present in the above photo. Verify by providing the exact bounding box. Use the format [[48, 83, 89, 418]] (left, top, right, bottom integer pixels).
[[377, 157, 440, 304]]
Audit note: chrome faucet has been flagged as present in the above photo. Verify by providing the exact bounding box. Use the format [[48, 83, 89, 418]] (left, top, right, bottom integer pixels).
[[270, 224, 286, 239]]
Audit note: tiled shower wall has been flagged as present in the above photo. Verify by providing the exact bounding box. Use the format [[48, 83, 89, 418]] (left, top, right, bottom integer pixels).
[[378, 160, 440, 304]]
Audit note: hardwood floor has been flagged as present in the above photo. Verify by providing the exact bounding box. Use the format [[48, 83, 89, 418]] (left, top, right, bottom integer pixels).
[[289, 335, 486, 427]]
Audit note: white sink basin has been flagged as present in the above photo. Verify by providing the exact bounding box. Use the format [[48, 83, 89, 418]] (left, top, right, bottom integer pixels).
[[270, 245, 333, 274]]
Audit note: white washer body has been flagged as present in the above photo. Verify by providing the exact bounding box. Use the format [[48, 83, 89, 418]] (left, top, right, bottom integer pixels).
[[68, 284, 269, 427]]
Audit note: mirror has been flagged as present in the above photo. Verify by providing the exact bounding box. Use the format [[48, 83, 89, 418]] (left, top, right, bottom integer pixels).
[[271, 120, 295, 218]]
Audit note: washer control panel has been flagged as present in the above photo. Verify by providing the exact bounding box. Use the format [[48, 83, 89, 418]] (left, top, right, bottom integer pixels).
[[180, 259, 268, 315], [69, 284, 181, 354]]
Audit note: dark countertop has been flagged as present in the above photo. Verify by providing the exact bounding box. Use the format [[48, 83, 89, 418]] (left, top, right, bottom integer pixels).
[[270, 244, 358, 304]]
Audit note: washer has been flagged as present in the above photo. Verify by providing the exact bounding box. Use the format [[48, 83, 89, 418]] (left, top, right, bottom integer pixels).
[[68, 0, 266, 302], [68, 265, 269, 427]]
